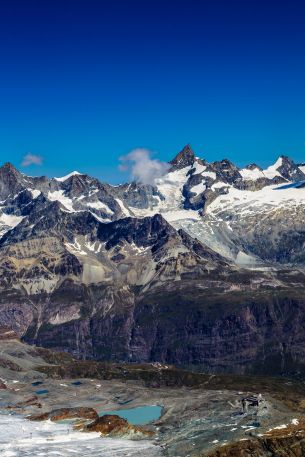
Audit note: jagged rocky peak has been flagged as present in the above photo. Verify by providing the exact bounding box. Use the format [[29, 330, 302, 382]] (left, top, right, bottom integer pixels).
[[0, 162, 27, 200], [0, 162, 19, 173], [60, 172, 93, 196], [169, 144, 196, 170], [210, 158, 242, 184], [276, 155, 305, 181], [245, 163, 263, 171]]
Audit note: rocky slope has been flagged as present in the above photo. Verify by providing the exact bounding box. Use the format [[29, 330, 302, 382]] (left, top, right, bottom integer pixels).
[[3, 328, 305, 457], [205, 420, 305, 457], [1, 147, 305, 372]]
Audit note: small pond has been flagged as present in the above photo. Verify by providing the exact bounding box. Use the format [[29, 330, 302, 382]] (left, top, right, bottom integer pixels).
[[98, 405, 162, 425]]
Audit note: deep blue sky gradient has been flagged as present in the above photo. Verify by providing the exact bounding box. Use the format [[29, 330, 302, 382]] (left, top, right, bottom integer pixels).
[[1, 0, 305, 182]]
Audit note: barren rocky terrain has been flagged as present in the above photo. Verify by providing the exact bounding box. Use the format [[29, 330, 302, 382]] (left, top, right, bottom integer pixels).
[[2, 330, 305, 456]]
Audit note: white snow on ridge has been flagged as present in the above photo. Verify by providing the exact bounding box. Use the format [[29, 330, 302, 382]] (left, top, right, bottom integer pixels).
[[191, 161, 216, 180], [262, 157, 283, 179], [240, 158, 283, 182], [239, 167, 265, 181], [0, 213, 24, 238], [88, 201, 114, 214], [211, 181, 229, 191], [28, 189, 41, 199], [0, 212, 24, 238], [299, 165, 305, 174], [65, 238, 87, 256], [115, 198, 131, 217], [190, 182, 206, 196], [202, 171, 217, 180], [155, 166, 191, 211], [162, 209, 201, 222], [126, 165, 206, 221], [192, 161, 207, 174], [54, 171, 82, 182], [206, 182, 305, 217], [47, 190, 75, 212], [0, 213, 24, 228]]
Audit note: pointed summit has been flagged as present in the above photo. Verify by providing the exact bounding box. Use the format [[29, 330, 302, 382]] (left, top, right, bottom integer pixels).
[[276, 155, 305, 181], [263, 156, 305, 182], [0, 162, 26, 200], [169, 144, 195, 171], [0, 162, 20, 175]]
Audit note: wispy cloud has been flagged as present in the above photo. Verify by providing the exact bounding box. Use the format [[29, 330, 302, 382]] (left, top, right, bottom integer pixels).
[[119, 148, 170, 185], [21, 153, 43, 167]]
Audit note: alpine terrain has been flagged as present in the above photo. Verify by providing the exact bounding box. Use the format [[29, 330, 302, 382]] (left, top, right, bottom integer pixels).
[[1, 145, 305, 375]]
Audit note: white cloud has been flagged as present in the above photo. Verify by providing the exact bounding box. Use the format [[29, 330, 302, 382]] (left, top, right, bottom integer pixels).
[[119, 148, 170, 185], [21, 153, 43, 167]]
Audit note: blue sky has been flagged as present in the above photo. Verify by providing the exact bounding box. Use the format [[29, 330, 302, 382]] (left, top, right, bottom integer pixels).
[[1, 0, 305, 183]]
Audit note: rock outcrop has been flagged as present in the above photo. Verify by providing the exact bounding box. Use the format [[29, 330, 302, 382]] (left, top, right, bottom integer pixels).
[[205, 420, 305, 457], [9, 396, 42, 409], [85, 414, 154, 439], [29, 407, 98, 422]]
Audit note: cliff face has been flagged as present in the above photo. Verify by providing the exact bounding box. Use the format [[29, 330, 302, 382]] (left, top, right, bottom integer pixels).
[[8, 280, 305, 375]]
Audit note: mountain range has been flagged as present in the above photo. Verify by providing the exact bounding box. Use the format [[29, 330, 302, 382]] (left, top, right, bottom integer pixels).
[[1, 145, 305, 375]]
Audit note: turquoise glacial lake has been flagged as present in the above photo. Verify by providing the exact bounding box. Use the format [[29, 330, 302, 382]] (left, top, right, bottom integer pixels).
[[98, 405, 162, 425]]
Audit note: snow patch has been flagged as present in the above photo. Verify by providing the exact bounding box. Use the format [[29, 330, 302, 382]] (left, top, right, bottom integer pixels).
[[190, 182, 206, 196], [162, 209, 201, 222], [263, 157, 283, 179], [239, 167, 264, 181], [202, 171, 217, 180], [155, 166, 191, 211], [206, 182, 305, 217], [192, 161, 207, 174], [28, 189, 41, 199], [211, 181, 230, 190], [0, 213, 24, 229], [298, 165, 305, 174], [47, 190, 75, 212], [65, 239, 87, 256], [87, 201, 114, 214], [54, 171, 82, 182], [0, 213, 24, 237], [115, 198, 131, 217]]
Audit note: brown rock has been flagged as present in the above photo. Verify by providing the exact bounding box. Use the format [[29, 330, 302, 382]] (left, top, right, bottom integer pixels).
[[85, 414, 154, 439], [9, 396, 42, 409], [29, 406, 98, 422], [86, 414, 130, 434]]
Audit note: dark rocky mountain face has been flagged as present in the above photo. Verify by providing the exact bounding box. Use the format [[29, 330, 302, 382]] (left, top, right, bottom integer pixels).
[[1, 148, 305, 374], [169, 144, 197, 170]]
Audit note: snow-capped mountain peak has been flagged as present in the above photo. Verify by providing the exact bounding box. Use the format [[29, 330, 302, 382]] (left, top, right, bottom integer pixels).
[[1, 148, 305, 273], [54, 171, 83, 182]]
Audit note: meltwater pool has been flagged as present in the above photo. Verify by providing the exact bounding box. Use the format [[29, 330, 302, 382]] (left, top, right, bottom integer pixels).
[[98, 405, 162, 425]]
